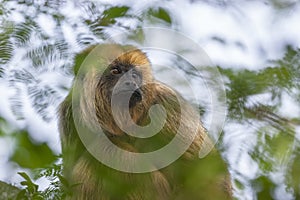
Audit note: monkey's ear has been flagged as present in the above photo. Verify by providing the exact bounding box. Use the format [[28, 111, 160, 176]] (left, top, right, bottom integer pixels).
[[73, 45, 97, 76]]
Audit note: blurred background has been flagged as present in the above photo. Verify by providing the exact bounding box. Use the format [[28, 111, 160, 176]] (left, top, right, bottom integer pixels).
[[0, 0, 299, 199]]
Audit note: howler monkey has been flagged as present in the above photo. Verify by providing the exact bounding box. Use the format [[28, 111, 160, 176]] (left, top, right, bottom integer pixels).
[[59, 44, 231, 200]]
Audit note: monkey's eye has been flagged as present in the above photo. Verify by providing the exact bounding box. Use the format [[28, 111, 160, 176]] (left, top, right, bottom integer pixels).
[[110, 68, 121, 75]]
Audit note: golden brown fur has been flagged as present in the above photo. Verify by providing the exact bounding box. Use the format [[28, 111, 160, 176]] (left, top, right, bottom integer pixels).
[[59, 44, 231, 200]]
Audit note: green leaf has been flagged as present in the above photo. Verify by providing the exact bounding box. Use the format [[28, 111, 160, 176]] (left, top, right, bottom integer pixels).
[[13, 22, 36, 46], [148, 7, 172, 24], [253, 176, 275, 199], [10, 131, 56, 168], [16, 189, 28, 200], [234, 179, 245, 190], [103, 6, 129, 19], [99, 6, 130, 26], [0, 32, 13, 65], [18, 172, 39, 194], [18, 172, 33, 183], [289, 151, 300, 197], [0, 117, 6, 136]]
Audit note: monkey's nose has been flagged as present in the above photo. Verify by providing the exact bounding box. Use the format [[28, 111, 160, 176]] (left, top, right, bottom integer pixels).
[[124, 81, 139, 91], [125, 81, 137, 86]]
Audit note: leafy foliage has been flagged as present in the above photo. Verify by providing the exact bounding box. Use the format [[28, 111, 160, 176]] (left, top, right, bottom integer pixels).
[[0, 181, 20, 200], [99, 6, 130, 26], [0, 0, 299, 199], [16, 165, 68, 200], [17, 172, 43, 200], [36, 164, 71, 200], [10, 131, 56, 168], [288, 148, 300, 199], [220, 46, 300, 125], [148, 7, 172, 24], [219, 47, 300, 198], [0, 30, 14, 65]]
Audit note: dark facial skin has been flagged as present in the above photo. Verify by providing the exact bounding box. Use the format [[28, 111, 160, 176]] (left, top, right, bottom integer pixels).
[[104, 62, 143, 108]]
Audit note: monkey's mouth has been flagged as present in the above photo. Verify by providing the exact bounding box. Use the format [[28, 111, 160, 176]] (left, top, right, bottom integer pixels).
[[112, 89, 142, 108], [129, 89, 143, 108]]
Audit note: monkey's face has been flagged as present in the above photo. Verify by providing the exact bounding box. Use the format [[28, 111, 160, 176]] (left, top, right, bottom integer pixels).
[[101, 61, 144, 109], [96, 48, 152, 112], [93, 48, 153, 133]]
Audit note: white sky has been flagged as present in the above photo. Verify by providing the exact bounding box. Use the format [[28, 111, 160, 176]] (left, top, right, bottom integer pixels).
[[0, 0, 299, 197]]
